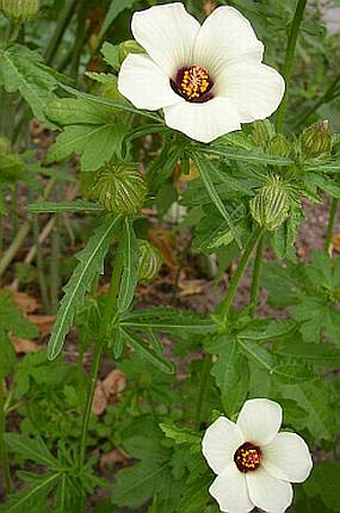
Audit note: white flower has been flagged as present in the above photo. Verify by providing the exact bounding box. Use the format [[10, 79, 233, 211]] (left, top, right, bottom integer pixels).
[[202, 398, 313, 513], [118, 3, 285, 143]]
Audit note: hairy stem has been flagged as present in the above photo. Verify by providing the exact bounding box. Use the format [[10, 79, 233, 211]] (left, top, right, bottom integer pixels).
[[78, 253, 122, 469], [275, 0, 308, 133], [249, 233, 265, 316], [195, 355, 212, 431], [33, 216, 50, 312], [325, 198, 338, 255], [219, 227, 264, 324], [0, 380, 11, 497]]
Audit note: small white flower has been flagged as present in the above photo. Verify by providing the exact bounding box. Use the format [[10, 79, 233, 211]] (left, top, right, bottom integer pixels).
[[118, 3, 285, 143], [202, 398, 313, 513]]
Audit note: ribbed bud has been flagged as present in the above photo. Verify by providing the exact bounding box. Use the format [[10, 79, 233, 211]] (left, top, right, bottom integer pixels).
[[0, 0, 40, 22], [137, 240, 163, 283], [92, 162, 147, 215], [253, 120, 273, 145], [267, 134, 291, 158], [119, 40, 144, 64], [299, 120, 331, 158], [250, 182, 290, 231]]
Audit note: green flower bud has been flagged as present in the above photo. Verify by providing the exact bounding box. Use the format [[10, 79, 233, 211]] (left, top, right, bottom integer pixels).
[[299, 120, 331, 158], [253, 120, 273, 145], [92, 161, 147, 215], [119, 40, 144, 64], [137, 240, 163, 283], [0, 0, 40, 22], [267, 134, 291, 158], [0, 152, 24, 182], [250, 181, 290, 231]]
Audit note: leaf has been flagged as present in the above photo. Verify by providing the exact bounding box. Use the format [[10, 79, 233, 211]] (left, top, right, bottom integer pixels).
[[45, 97, 117, 126], [0, 44, 56, 122], [206, 335, 249, 415], [98, 0, 141, 44], [4, 434, 59, 468], [46, 124, 127, 172], [120, 329, 175, 374], [101, 42, 120, 71], [304, 461, 340, 511], [121, 307, 217, 338], [159, 424, 201, 446], [0, 472, 60, 513], [208, 146, 293, 166], [27, 200, 103, 214], [117, 217, 139, 313], [47, 216, 122, 359], [192, 152, 242, 248], [276, 341, 340, 367]]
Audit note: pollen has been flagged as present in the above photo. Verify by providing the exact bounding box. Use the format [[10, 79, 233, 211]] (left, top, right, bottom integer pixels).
[[234, 442, 262, 473], [170, 65, 214, 103]]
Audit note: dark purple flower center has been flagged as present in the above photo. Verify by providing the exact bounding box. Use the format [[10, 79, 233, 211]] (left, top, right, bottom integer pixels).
[[170, 65, 214, 103], [234, 442, 262, 473]]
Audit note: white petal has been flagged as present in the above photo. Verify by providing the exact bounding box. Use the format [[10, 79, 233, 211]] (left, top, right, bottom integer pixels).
[[202, 416, 244, 474], [131, 3, 200, 76], [209, 463, 254, 513], [118, 53, 182, 110], [262, 432, 313, 483], [194, 6, 264, 77], [163, 97, 241, 143], [218, 63, 285, 123], [237, 398, 282, 446], [246, 468, 293, 513]]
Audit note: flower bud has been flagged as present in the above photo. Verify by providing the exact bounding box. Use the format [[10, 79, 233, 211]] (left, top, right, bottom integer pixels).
[[0, 152, 24, 182], [299, 120, 331, 158], [137, 240, 163, 283], [0, 0, 40, 22], [267, 134, 291, 158], [119, 40, 144, 64], [252, 120, 273, 145], [92, 161, 147, 215], [250, 181, 290, 231]]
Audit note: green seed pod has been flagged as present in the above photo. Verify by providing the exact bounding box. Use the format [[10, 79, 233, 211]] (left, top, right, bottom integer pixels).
[[250, 182, 290, 231], [119, 40, 144, 64], [137, 240, 163, 283], [0, 0, 40, 22], [267, 134, 291, 158], [92, 162, 147, 215], [299, 120, 331, 158], [253, 120, 273, 145]]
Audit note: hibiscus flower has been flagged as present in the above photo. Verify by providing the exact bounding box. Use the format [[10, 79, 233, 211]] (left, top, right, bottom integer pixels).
[[118, 3, 285, 143], [202, 398, 313, 513]]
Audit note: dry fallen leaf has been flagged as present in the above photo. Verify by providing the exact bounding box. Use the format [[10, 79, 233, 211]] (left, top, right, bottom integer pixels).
[[102, 369, 126, 398], [10, 336, 42, 354], [178, 279, 204, 297], [91, 381, 107, 416], [4, 289, 40, 314], [332, 233, 340, 253], [148, 228, 178, 271], [100, 448, 131, 468], [28, 315, 55, 338], [92, 369, 127, 416]]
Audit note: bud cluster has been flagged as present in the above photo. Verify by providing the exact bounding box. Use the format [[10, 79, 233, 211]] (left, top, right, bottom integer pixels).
[[0, 0, 40, 22]]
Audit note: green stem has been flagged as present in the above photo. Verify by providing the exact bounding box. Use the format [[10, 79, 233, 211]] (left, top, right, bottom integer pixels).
[[33, 216, 50, 313], [50, 216, 61, 314], [44, 0, 77, 66], [275, 0, 308, 133], [249, 233, 265, 316], [219, 227, 264, 324], [70, 5, 89, 80], [0, 380, 11, 497], [325, 198, 338, 255], [195, 355, 212, 431], [78, 254, 122, 469]]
